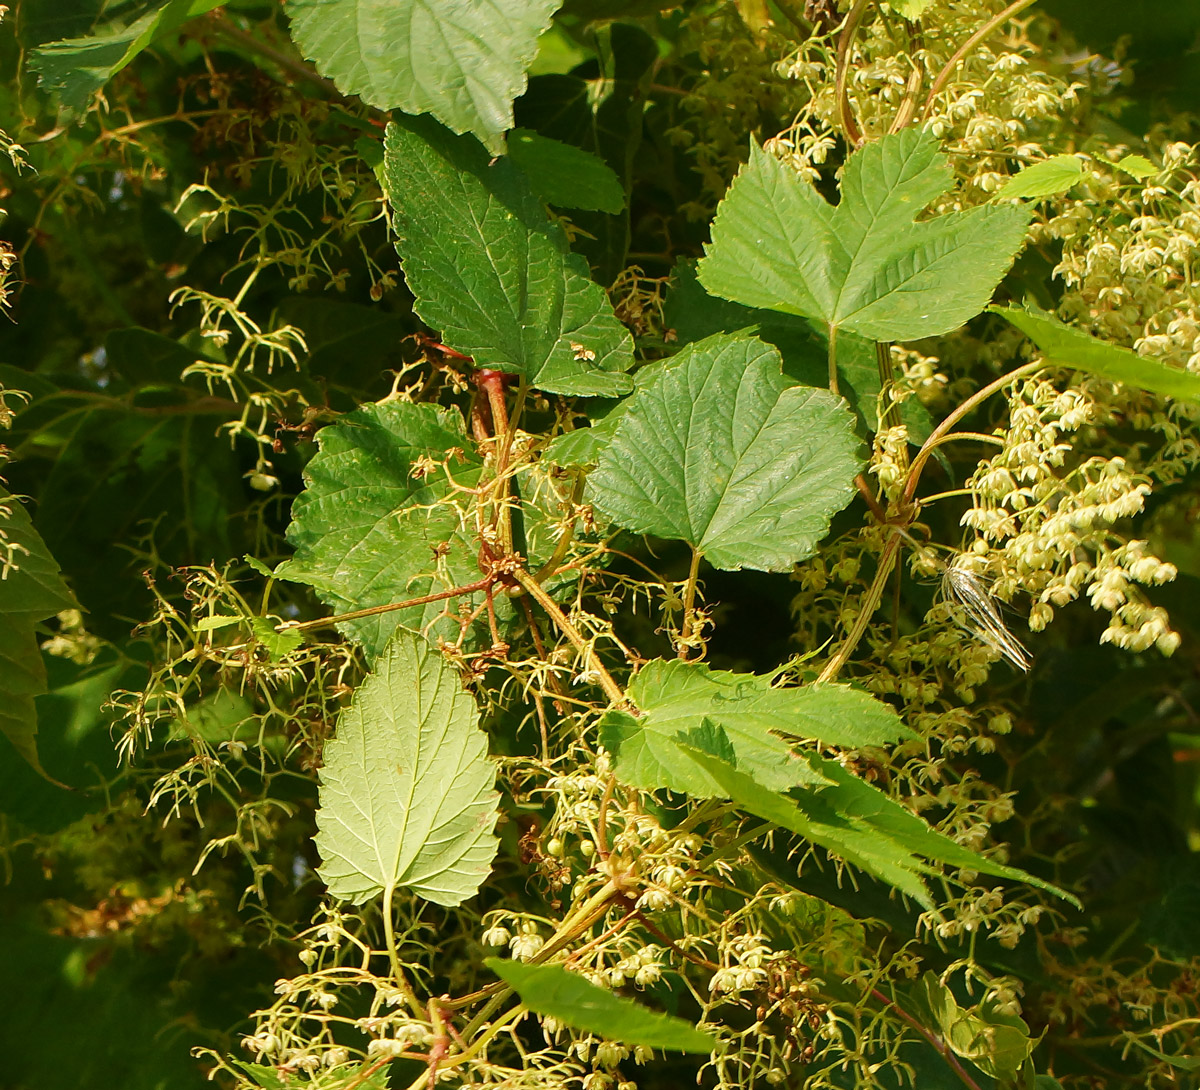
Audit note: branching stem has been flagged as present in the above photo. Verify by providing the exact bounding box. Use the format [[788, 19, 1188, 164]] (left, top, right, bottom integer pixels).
[[868, 987, 985, 1090], [279, 576, 495, 632], [512, 568, 627, 707], [678, 545, 704, 659], [834, 0, 873, 147]]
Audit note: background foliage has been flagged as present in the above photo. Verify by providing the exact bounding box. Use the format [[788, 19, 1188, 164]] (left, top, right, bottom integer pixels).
[[2, 2, 1200, 1089]]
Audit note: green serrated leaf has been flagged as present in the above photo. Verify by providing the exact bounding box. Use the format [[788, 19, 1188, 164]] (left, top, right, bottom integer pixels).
[[285, 0, 559, 153], [801, 753, 1079, 905], [29, 0, 225, 114], [994, 154, 1084, 201], [249, 617, 303, 661], [587, 332, 860, 570], [992, 305, 1200, 400], [280, 401, 489, 659], [508, 129, 625, 213], [680, 741, 938, 907], [243, 554, 275, 579], [485, 959, 716, 1052], [316, 631, 499, 907], [380, 116, 634, 397], [599, 657, 912, 797], [1, 487, 78, 776], [1114, 153, 1157, 180], [697, 129, 1031, 343]]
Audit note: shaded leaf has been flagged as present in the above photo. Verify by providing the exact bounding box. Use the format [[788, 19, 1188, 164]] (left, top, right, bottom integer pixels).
[[0, 486, 79, 774], [507, 129, 625, 213], [380, 116, 634, 397], [992, 305, 1200, 400], [910, 973, 1036, 1082], [994, 155, 1084, 201], [285, 0, 559, 152], [890, 0, 935, 16], [315, 631, 499, 907], [29, 0, 225, 114], [587, 333, 859, 570], [485, 959, 715, 1052], [697, 129, 1030, 343]]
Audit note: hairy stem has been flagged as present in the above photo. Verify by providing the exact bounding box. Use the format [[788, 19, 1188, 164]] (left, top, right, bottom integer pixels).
[[817, 530, 902, 683], [902, 361, 1041, 507], [834, 0, 872, 147], [678, 545, 704, 659]]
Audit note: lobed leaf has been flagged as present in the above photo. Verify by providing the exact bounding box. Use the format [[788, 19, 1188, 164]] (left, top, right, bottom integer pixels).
[[600, 657, 912, 796], [992, 305, 1200, 400], [485, 959, 715, 1052], [697, 128, 1031, 343], [284, 0, 560, 152], [380, 115, 634, 397], [315, 631, 499, 907], [587, 332, 860, 570]]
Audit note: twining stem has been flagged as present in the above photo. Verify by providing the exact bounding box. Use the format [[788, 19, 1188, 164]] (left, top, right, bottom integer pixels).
[[478, 370, 516, 556], [901, 361, 1041, 507], [834, 0, 873, 148], [278, 576, 495, 632], [869, 988, 985, 1090], [817, 530, 902, 683], [678, 545, 704, 659], [512, 568, 627, 707], [889, 30, 926, 134], [920, 0, 1042, 120]]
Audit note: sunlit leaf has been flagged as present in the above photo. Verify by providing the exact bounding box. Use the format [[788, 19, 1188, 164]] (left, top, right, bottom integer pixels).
[[993, 305, 1200, 400], [697, 128, 1030, 343], [587, 333, 859, 570], [994, 154, 1084, 200], [285, 0, 560, 152], [316, 631, 499, 907], [380, 115, 634, 397], [485, 959, 716, 1052], [1115, 154, 1157, 180], [600, 657, 912, 796]]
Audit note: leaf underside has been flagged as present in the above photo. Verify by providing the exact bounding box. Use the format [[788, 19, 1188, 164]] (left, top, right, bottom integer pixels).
[[315, 631, 499, 907]]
